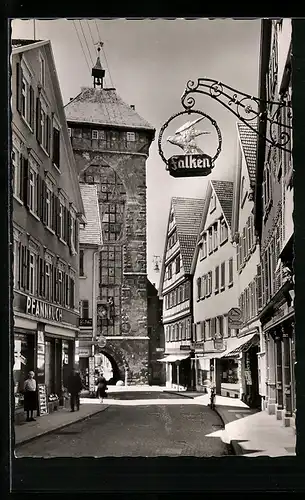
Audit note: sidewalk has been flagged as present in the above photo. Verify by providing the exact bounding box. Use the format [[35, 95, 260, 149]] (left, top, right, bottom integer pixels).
[[166, 390, 296, 457], [14, 402, 109, 446]]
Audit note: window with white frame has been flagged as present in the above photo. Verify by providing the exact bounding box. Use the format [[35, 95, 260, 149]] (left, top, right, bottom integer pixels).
[[167, 262, 172, 280], [217, 316, 224, 337], [228, 258, 233, 286], [220, 218, 228, 244], [29, 252, 36, 294], [207, 271, 212, 296], [58, 270, 63, 304], [197, 277, 202, 300], [200, 233, 207, 259], [29, 167, 36, 213], [92, 130, 98, 139], [40, 99, 50, 152], [205, 319, 211, 340], [208, 227, 213, 254], [39, 53, 45, 87], [220, 261, 225, 290], [213, 222, 218, 251], [12, 147, 21, 198], [127, 132, 136, 142], [215, 266, 219, 293], [46, 186, 52, 228]]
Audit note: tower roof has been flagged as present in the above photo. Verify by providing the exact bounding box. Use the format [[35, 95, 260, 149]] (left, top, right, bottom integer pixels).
[[64, 87, 155, 131]]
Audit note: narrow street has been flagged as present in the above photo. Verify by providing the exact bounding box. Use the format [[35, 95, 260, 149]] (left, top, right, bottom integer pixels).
[[15, 392, 232, 458]]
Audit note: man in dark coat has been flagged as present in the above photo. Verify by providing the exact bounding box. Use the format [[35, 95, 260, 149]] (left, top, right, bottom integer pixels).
[[67, 369, 83, 412]]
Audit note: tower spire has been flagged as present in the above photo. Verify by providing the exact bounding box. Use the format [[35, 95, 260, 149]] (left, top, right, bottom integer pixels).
[[92, 42, 105, 88]]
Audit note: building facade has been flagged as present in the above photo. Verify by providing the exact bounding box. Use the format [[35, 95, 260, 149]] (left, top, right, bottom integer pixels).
[[64, 57, 155, 385], [77, 184, 102, 391], [254, 19, 295, 426], [191, 181, 244, 397], [11, 40, 85, 419], [147, 280, 165, 386], [158, 197, 205, 391], [231, 124, 262, 409]]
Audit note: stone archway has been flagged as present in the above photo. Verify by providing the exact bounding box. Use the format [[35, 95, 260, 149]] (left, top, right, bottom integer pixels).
[[96, 342, 129, 385]]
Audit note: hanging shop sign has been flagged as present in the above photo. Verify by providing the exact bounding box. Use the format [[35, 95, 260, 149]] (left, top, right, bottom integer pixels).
[[158, 110, 222, 178], [88, 356, 95, 393], [38, 383, 48, 415], [180, 345, 191, 351], [228, 307, 243, 330], [25, 296, 62, 322], [79, 318, 93, 327]]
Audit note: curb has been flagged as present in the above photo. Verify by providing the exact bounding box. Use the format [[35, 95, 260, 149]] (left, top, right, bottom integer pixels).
[[213, 405, 240, 456], [162, 390, 195, 399], [15, 405, 110, 447]]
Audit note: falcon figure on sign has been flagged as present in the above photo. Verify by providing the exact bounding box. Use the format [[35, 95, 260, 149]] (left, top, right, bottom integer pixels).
[[167, 117, 211, 154]]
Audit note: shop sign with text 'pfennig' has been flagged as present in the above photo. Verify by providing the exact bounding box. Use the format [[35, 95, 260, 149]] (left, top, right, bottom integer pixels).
[[25, 296, 62, 322]]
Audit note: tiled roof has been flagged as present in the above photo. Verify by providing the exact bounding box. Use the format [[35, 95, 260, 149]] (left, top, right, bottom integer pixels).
[[172, 197, 205, 273], [237, 123, 258, 187], [79, 184, 102, 245], [211, 180, 234, 229], [65, 87, 155, 131]]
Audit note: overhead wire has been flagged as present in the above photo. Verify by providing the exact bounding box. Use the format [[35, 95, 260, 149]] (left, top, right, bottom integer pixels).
[[93, 19, 127, 129], [79, 20, 94, 67], [72, 19, 91, 75]]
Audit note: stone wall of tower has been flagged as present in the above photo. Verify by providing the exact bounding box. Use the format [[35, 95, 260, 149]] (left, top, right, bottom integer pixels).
[[69, 125, 154, 384]]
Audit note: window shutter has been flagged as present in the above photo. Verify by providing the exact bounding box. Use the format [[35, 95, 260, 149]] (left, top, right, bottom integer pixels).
[[52, 266, 57, 302], [236, 242, 240, 272], [53, 127, 60, 168], [36, 97, 42, 143], [74, 217, 78, 249], [256, 263, 263, 311], [21, 156, 29, 206], [19, 244, 24, 288], [36, 174, 41, 218], [46, 115, 50, 154], [29, 86, 35, 129], [16, 62, 23, 114], [42, 181, 47, 225], [262, 170, 266, 211], [25, 248, 30, 291], [243, 227, 247, 263], [52, 193, 57, 232]]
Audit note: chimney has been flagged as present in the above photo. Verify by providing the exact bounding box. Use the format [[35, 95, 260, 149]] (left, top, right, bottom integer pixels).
[[70, 97, 73, 101], [130, 104, 135, 110]]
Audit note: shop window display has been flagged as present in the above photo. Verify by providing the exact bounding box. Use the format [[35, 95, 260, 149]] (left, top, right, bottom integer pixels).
[[14, 334, 35, 409]]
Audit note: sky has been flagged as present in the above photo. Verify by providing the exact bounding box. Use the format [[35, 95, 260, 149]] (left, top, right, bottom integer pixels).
[[11, 18, 261, 288]]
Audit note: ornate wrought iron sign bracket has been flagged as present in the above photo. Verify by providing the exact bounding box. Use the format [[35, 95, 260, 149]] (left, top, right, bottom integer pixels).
[[181, 78, 292, 153]]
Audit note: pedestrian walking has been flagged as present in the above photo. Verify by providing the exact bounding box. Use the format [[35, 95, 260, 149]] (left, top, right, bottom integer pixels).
[[67, 369, 83, 412], [96, 372, 108, 403], [23, 371, 37, 422]]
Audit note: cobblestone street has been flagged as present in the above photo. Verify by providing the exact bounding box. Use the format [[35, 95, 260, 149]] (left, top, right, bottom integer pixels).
[[15, 392, 232, 458]]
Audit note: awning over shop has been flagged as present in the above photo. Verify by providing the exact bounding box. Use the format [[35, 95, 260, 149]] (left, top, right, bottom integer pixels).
[[157, 353, 190, 363], [221, 333, 259, 358]]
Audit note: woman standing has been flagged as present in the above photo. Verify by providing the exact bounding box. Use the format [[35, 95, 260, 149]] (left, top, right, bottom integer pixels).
[[23, 371, 37, 422], [96, 372, 107, 403]]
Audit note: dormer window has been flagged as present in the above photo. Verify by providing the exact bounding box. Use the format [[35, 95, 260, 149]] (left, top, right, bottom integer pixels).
[[127, 132, 136, 142], [92, 130, 98, 140]]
